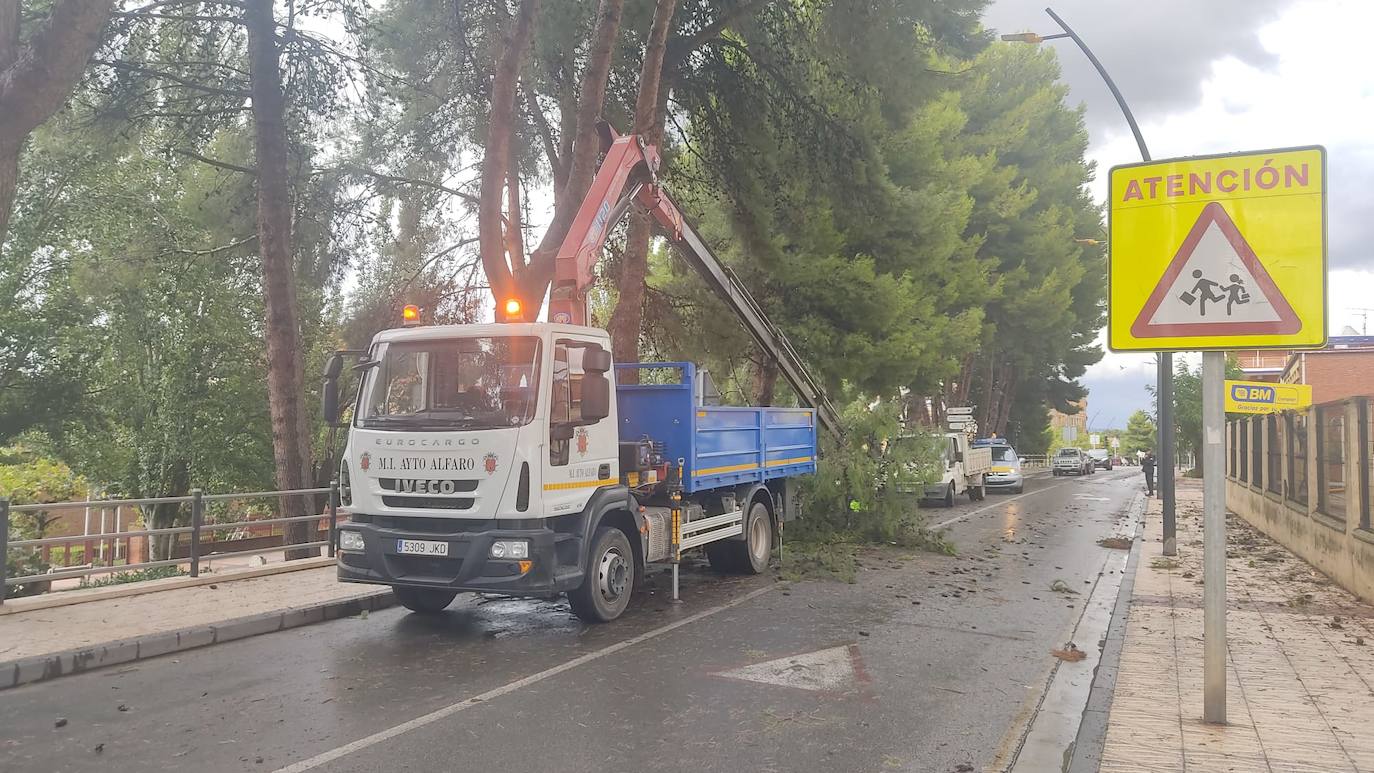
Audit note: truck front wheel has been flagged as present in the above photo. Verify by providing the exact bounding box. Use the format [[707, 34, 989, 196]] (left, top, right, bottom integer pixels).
[[569, 526, 634, 623], [393, 586, 458, 614]]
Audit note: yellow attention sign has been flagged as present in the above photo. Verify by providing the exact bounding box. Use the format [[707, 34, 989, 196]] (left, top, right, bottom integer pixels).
[[1109, 146, 1326, 351], [1223, 379, 1313, 414]]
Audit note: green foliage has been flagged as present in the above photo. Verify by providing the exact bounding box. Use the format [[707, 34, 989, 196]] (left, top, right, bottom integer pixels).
[[1160, 357, 1244, 472], [0, 446, 87, 596], [950, 44, 1104, 432], [1121, 410, 1156, 455], [83, 566, 189, 588], [790, 399, 946, 550]]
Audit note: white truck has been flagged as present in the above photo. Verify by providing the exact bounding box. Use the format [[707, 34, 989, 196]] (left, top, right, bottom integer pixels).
[[924, 430, 992, 506]]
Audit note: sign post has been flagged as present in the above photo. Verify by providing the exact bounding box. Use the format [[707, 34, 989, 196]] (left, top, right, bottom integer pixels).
[[1201, 352, 1227, 723], [1108, 145, 1327, 725]]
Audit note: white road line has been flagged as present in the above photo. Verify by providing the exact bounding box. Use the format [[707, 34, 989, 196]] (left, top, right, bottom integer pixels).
[[273, 583, 778, 773], [930, 481, 1069, 530]]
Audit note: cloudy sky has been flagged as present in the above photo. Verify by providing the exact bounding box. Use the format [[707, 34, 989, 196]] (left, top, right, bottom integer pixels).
[[983, 0, 1374, 430]]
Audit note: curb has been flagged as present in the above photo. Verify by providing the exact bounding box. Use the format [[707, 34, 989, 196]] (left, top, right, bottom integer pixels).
[[1066, 492, 1149, 773], [0, 556, 337, 616], [0, 589, 396, 691]]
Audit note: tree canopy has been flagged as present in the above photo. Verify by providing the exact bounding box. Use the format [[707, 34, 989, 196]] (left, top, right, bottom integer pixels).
[[0, 0, 1106, 540]]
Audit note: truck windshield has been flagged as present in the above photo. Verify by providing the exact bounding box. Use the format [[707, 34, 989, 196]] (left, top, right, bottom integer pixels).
[[357, 336, 540, 430]]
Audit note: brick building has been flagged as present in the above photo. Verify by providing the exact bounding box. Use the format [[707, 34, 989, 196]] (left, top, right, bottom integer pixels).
[[1049, 399, 1088, 443], [1281, 343, 1374, 404], [1237, 332, 1374, 386]]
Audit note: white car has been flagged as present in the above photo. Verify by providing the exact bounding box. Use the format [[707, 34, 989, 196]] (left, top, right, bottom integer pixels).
[[1053, 448, 1093, 476], [979, 441, 1024, 494]]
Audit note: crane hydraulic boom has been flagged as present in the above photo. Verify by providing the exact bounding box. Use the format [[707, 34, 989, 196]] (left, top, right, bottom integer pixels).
[[542, 123, 841, 440]]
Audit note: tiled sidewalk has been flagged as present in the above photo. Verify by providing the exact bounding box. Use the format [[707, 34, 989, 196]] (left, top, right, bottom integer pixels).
[[1102, 478, 1374, 772]]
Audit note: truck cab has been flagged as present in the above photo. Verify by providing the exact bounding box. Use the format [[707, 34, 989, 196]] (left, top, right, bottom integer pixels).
[[333, 323, 633, 616]]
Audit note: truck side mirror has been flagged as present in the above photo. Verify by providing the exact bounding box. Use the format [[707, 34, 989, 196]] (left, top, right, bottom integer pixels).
[[322, 377, 340, 426], [582, 346, 612, 374], [582, 371, 611, 422], [324, 353, 344, 380]]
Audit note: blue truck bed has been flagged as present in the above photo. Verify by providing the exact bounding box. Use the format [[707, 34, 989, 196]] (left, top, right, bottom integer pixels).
[[615, 362, 818, 494]]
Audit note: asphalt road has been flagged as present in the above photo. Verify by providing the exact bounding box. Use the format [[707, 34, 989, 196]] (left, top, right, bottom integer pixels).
[[0, 467, 1146, 773]]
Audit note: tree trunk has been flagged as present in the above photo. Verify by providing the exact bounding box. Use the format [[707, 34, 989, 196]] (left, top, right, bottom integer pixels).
[[994, 369, 1018, 437], [147, 459, 191, 561], [0, 0, 112, 249], [504, 138, 525, 270], [978, 352, 996, 433], [246, 0, 313, 559], [606, 0, 678, 360], [516, 0, 625, 317], [753, 357, 779, 405], [479, 0, 538, 314], [0, 0, 14, 245], [950, 353, 975, 406]]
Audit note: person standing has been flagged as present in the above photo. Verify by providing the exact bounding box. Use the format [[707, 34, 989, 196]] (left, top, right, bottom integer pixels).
[[1142, 450, 1157, 497]]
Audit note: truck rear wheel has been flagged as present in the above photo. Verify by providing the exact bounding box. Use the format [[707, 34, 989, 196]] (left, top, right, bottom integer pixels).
[[707, 501, 772, 574], [393, 586, 457, 614], [569, 526, 634, 623]]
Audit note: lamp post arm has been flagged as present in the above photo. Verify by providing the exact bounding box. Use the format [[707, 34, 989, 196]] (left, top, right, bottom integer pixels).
[[1044, 7, 1151, 162]]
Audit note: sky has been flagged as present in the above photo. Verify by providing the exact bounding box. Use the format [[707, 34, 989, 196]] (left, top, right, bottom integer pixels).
[[983, 0, 1374, 430]]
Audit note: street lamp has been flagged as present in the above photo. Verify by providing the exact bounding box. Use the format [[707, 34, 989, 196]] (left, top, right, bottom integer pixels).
[[1005, 7, 1176, 559]]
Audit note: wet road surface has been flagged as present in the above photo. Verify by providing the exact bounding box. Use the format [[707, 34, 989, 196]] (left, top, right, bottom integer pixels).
[[0, 468, 1145, 773]]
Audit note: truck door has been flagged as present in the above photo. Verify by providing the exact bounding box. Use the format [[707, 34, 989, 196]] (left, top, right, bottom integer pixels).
[[543, 338, 619, 516], [947, 436, 962, 493]]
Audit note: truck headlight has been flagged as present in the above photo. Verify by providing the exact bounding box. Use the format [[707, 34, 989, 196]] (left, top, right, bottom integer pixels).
[[339, 530, 365, 552], [489, 540, 529, 559]]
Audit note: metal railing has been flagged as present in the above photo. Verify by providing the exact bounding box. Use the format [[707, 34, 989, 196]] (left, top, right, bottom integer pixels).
[[1225, 397, 1371, 528], [1, 481, 340, 605]]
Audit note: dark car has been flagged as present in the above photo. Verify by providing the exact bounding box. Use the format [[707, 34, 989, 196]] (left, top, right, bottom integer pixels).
[[1087, 448, 1113, 470]]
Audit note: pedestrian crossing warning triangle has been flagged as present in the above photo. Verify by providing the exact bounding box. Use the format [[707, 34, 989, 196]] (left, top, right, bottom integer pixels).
[[1131, 201, 1301, 338]]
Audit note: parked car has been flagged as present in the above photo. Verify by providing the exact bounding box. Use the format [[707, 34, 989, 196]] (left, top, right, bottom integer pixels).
[[1053, 447, 1093, 476], [975, 438, 1024, 494], [1087, 448, 1113, 470]]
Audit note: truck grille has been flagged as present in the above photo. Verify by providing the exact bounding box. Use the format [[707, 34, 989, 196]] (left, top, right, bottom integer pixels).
[[382, 495, 475, 510], [379, 478, 479, 492], [386, 555, 463, 582]]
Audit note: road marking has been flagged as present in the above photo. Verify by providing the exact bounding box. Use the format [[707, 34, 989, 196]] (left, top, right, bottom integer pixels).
[[272, 584, 777, 773], [930, 481, 1068, 530], [713, 644, 868, 693]]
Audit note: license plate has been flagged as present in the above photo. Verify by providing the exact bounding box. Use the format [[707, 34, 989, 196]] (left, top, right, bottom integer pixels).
[[396, 539, 449, 556]]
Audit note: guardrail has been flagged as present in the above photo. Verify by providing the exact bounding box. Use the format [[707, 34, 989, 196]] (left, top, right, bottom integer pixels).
[[1, 482, 340, 605], [1020, 454, 1048, 468]]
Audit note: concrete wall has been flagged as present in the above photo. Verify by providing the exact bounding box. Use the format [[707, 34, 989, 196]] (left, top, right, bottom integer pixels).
[[1226, 398, 1374, 603]]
